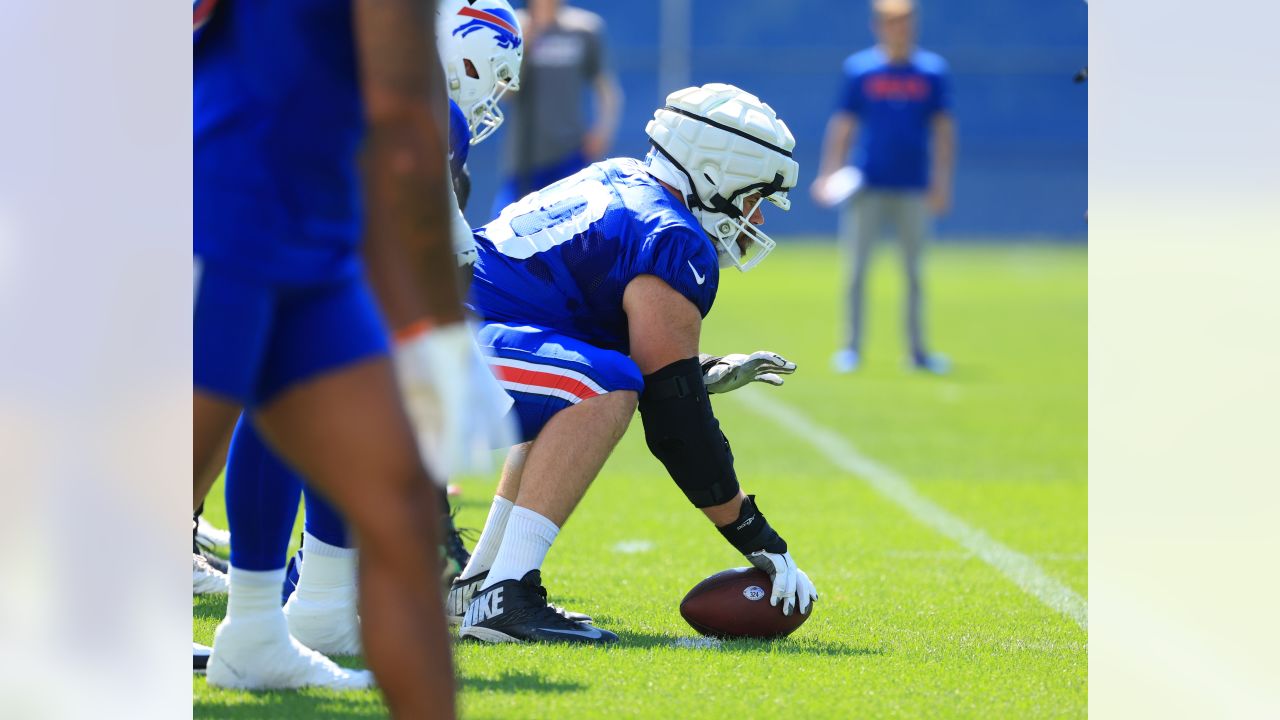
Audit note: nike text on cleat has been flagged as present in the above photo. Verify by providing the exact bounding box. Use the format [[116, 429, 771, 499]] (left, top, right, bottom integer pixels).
[[458, 570, 616, 645], [448, 570, 593, 626]]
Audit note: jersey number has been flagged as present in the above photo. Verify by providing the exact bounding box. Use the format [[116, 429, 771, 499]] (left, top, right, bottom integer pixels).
[[486, 178, 612, 260]]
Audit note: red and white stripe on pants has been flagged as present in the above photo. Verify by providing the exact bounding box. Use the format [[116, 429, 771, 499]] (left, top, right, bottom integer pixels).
[[487, 356, 606, 405]]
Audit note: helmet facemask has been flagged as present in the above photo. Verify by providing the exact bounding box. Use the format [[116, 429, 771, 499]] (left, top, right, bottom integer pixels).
[[466, 57, 519, 145], [704, 190, 789, 271]]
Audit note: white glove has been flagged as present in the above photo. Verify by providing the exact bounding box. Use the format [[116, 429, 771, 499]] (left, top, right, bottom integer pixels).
[[394, 322, 516, 481], [747, 550, 818, 616], [701, 351, 797, 394]]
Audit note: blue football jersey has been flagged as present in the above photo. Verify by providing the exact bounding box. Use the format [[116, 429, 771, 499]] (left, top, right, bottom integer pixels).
[[194, 0, 364, 284], [468, 158, 720, 354]]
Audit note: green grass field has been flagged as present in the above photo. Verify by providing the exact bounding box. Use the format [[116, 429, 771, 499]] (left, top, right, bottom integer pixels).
[[194, 241, 1087, 719]]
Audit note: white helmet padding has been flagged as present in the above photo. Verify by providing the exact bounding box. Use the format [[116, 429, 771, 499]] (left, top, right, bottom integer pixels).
[[644, 84, 799, 271], [436, 0, 524, 145]]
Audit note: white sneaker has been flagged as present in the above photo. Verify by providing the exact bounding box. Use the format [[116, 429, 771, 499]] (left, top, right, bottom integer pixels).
[[206, 612, 374, 691], [193, 553, 229, 595], [284, 590, 362, 656], [196, 517, 231, 552]]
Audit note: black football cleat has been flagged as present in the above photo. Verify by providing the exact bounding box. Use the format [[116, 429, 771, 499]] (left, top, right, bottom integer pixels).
[[193, 642, 211, 674], [448, 570, 594, 625], [459, 570, 615, 645], [440, 510, 474, 588]]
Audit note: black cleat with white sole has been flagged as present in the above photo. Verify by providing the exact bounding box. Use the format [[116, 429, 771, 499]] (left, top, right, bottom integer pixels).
[[459, 570, 616, 645], [448, 570, 593, 625]]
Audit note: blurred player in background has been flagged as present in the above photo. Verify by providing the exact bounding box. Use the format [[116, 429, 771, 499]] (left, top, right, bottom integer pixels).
[[194, 1, 501, 714], [449, 84, 817, 645], [811, 0, 956, 375], [490, 0, 621, 218]]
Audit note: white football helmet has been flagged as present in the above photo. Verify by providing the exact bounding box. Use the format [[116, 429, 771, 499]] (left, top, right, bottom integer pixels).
[[436, 0, 523, 145], [645, 84, 799, 272]]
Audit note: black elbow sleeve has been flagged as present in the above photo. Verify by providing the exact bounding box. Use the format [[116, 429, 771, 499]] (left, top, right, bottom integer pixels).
[[638, 357, 740, 508]]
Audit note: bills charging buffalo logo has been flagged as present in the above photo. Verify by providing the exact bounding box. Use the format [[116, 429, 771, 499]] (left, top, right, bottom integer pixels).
[[453, 5, 522, 50]]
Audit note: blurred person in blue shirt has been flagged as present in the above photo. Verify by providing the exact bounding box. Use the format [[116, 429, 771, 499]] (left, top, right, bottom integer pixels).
[[811, 0, 956, 374]]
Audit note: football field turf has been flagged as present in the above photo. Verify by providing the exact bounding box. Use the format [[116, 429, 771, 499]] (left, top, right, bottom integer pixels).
[[194, 241, 1087, 719]]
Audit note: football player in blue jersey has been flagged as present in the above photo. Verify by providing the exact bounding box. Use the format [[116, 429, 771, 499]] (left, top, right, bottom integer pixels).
[[260, 0, 524, 652], [447, 84, 819, 645], [194, 0, 507, 712], [199, 0, 523, 695]]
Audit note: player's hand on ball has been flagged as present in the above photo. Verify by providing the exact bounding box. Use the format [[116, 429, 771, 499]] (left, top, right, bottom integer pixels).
[[394, 322, 516, 480], [747, 550, 818, 616], [701, 351, 796, 394]]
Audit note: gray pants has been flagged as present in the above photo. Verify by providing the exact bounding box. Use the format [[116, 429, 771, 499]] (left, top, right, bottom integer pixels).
[[838, 190, 930, 358]]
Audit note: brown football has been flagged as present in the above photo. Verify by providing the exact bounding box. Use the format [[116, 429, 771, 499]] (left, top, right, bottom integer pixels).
[[679, 567, 810, 639]]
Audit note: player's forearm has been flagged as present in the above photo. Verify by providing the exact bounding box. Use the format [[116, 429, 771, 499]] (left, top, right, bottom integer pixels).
[[817, 114, 857, 177], [700, 491, 747, 526], [362, 127, 464, 332], [355, 0, 464, 330]]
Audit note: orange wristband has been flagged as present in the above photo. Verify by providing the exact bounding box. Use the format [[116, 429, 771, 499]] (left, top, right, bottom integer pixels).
[[393, 318, 435, 344]]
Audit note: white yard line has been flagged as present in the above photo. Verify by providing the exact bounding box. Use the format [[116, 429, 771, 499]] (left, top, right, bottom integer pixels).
[[732, 389, 1088, 631], [612, 540, 655, 554]]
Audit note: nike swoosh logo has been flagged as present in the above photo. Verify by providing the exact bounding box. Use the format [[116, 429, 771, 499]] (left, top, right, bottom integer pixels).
[[540, 626, 605, 640], [688, 260, 705, 285]]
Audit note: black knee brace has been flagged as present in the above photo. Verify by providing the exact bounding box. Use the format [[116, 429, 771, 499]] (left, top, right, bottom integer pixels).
[[638, 357, 740, 508]]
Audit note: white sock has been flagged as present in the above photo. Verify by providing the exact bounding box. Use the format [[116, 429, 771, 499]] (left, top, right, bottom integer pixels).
[[226, 567, 286, 620], [296, 532, 357, 597], [482, 506, 558, 588], [460, 496, 514, 580]]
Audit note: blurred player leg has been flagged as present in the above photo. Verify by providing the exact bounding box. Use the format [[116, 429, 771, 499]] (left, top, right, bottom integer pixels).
[[835, 191, 882, 372], [207, 417, 369, 690], [284, 488, 362, 656], [193, 425, 232, 514], [896, 193, 949, 373], [194, 391, 239, 509], [253, 356, 454, 718]]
